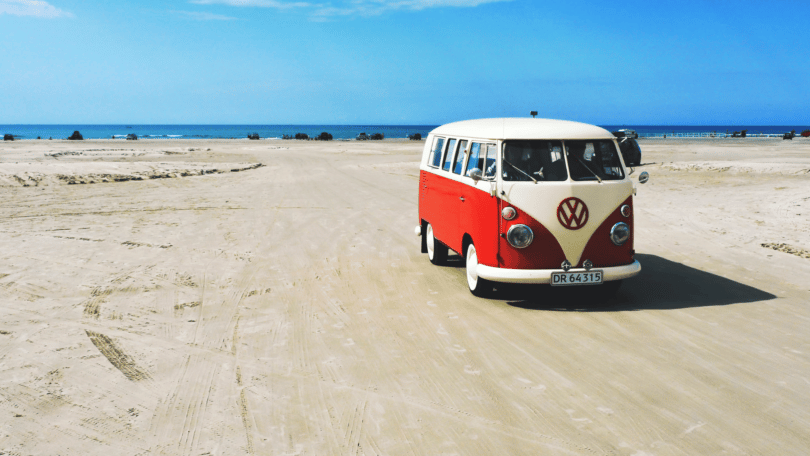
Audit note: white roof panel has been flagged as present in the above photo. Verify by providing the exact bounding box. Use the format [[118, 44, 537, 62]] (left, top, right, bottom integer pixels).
[[429, 118, 614, 140]]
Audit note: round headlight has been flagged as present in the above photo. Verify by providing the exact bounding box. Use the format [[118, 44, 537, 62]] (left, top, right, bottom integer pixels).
[[502, 207, 517, 220], [507, 224, 533, 249], [610, 222, 630, 246], [620, 204, 631, 218]]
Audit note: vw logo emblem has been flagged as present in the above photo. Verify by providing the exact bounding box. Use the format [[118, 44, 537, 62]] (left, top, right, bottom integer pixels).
[[557, 197, 589, 230]]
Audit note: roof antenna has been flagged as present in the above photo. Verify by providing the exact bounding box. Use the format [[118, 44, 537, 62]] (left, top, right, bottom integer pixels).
[[530, 111, 538, 118]]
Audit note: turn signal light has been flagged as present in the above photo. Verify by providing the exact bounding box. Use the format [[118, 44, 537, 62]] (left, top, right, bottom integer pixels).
[[502, 207, 517, 220]]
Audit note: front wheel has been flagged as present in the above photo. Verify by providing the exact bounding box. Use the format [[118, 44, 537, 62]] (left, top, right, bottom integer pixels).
[[426, 223, 447, 265], [466, 243, 492, 297]]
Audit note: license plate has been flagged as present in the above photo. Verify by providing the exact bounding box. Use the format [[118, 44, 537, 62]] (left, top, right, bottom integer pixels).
[[550, 270, 603, 286]]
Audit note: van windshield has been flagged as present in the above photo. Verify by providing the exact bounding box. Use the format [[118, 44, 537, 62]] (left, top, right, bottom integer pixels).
[[501, 139, 625, 182], [564, 140, 624, 181], [502, 140, 567, 182]]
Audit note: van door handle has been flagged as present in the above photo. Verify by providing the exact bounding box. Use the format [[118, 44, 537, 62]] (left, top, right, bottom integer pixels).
[[460, 197, 465, 202]]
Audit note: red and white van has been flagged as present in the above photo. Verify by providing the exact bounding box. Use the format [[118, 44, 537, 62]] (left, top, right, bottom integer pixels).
[[416, 118, 646, 296]]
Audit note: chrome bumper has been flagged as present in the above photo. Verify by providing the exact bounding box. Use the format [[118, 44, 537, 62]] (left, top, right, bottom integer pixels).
[[476, 260, 641, 284]]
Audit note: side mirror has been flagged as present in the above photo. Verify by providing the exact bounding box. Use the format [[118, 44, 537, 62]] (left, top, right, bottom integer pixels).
[[639, 171, 649, 184], [469, 168, 483, 182]]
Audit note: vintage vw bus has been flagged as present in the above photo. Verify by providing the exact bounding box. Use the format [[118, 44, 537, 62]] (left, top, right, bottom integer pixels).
[[416, 118, 646, 296]]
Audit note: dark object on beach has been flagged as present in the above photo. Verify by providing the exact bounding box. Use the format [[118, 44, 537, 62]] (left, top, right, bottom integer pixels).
[[317, 132, 333, 141], [248, 133, 260, 140], [281, 134, 292, 140], [741, 130, 747, 138], [67, 131, 83, 140], [294, 133, 309, 140], [127, 133, 138, 140], [370, 133, 384, 140], [731, 131, 740, 138], [49, 137, 52, 140], [408, 133, 422, 140], [801, 130, 810, 138], [37, 136, 41, 140], [783, 132, 793, 140], [356, 132, 368, 140], [618, 137, 642, 166], [4, 134, 14, 141], [611, 129, 638, 139]]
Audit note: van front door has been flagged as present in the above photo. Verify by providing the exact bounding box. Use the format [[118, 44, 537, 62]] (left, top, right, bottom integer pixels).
[[461, 142, 499, 266]]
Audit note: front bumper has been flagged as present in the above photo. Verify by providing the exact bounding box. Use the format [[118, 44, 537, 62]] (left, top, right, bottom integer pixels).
[[476, 260, 641, 284]]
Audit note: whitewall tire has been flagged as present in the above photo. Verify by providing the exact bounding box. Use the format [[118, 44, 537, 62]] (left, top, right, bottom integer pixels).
[[426, 223, 447, 265], [466, 243, 492, 297]]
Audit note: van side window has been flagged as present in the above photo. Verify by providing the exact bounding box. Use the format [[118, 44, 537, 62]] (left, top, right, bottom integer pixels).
[[465, 142, 483, 176], [428, 137, 445, 168], [466, 142, 495, 178], [452, 140, 468, 175], [484, 144, 498, 178], [442, 139, 457, 172]]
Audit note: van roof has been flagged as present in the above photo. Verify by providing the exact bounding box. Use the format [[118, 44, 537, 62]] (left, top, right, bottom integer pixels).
[[429, 118, 614, 140]]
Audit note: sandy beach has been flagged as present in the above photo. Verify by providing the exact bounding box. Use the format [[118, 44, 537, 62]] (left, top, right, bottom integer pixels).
[[1, 137, 809, 455]]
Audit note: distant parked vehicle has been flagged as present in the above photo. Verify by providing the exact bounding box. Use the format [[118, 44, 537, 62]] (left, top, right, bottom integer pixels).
[[247, 133, 260, 140], [370, 133, 384, 140], [409, 133, 422, 140], [317, 132, 333, 141], [612, 129, 638, 139], [3, 134, 13, 141], [801, 130, 810, 138], [126, 134, 138, 140], [356, 132, 369, 140]]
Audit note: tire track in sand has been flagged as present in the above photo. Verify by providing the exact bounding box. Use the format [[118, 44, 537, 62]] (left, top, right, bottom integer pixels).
[[148, 353, 219, 456], [148, 181, 286, 455], [85, 330, 151, 381]]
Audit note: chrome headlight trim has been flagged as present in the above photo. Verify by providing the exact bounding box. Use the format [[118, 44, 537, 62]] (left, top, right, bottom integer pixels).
[[620, 204, 631, 218], [506, 224, 534, 249], [610, 222, 630, 246]]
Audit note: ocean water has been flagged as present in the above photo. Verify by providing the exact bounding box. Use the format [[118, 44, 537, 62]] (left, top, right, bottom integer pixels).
[[0, 125, 437, 140], [600, 125, 808, 138], [1, 124, 807, 140]]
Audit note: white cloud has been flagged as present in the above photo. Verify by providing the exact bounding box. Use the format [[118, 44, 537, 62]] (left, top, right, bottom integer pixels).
[[173, 10, 238, 20], [0, 0, 73, 18], [189, 0, 313, 9], [189, 0, 511, 17]]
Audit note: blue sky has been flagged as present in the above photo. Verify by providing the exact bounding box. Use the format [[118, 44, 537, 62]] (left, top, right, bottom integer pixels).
[[1, 0, 808, 124]]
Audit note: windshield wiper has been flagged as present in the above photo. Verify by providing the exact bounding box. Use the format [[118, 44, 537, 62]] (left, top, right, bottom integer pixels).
[[571, 154, 602, 183], [503, 159, 538, 183]]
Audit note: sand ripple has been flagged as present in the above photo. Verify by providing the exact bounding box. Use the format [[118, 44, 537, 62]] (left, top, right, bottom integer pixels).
[[0, 162, 263, 186]]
